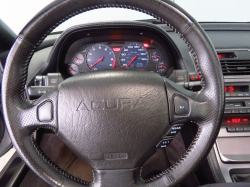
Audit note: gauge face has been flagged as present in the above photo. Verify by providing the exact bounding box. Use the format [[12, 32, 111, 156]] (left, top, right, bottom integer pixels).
[[151, 51, 161, 62], [73, 53, 84, 65], [86, 44, 116, 71], [67, 64, 79, 76], [157, 62, 167, 74], [119, 43, 149, 69]]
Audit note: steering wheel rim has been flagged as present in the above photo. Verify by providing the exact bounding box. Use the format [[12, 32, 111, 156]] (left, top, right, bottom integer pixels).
[[2, 0, 224, 187]]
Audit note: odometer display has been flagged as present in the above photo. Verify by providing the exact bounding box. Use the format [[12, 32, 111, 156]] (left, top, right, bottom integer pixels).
[[119, 43, 149, 70], [86, 44, 116, 71]]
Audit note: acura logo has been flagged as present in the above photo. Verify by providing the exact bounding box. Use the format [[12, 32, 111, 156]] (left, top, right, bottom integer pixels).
[[77, 97, 148, 111]]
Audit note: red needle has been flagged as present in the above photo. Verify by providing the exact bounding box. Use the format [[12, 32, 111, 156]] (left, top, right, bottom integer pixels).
[[73, 57, 81, 61], [112, 59, 116, 67], [90, 57, 104, 68], [126, 55, 137, 69], [68, 68, 76, 72], [159, 64, 167, 69], [153, 54, 161, 58]]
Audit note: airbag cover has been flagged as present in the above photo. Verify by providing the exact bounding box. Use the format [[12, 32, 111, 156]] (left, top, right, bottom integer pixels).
[[57, 70, 169, 170]]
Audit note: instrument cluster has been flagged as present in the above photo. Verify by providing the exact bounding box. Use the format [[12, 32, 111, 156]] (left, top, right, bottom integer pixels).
[[64, 41, 172, 77]]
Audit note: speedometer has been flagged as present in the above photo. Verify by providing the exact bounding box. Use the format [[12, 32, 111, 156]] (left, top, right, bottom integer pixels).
[[119, 43, 149, 70]]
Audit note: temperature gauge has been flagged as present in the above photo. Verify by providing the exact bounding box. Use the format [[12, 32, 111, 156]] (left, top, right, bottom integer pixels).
[[151, 51, 161, 62], [67, 64, 79, 76], [157, 62, 167, 74], [73, 53, 84, 65]]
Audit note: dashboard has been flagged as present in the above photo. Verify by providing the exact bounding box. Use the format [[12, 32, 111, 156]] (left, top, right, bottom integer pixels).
[[19, 22, 250, 184], [1, 4, 250, 184]]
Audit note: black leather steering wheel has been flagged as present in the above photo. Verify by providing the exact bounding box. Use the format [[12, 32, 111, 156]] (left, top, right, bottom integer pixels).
[[2, 0, 224, 186]]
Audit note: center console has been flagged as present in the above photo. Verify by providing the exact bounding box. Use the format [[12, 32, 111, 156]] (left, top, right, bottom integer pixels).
[[214, 52, 250, 182], [223, 83, 250, 133]]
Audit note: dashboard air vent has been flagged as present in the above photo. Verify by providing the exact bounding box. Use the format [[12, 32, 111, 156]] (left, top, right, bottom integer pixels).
[[221, 60, 250, 76]]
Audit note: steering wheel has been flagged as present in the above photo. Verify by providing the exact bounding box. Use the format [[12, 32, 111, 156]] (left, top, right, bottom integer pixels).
[[2, 0, 224, 186]]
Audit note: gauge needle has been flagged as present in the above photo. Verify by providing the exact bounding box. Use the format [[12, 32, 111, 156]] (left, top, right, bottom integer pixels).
[[153, 54, 161, 58], [90, 57, 104, 68], [159, 64, 167, 69], [126, 55, 137, 69], [73, 57, 81, 60], [112, 59, 116, 67], [68, 68, 76, 72]]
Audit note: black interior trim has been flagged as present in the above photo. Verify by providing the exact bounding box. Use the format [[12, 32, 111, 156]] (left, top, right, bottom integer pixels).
[[0, 20, 16, 50], [0, 153, 28, 187]]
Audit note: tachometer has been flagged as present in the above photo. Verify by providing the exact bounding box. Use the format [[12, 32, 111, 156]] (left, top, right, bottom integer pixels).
[[86, 44, 116, 71], [119, 43, 149, 70]]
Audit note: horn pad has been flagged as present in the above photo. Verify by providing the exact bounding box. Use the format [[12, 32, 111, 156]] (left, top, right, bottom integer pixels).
[[58, 70, 169, 170]]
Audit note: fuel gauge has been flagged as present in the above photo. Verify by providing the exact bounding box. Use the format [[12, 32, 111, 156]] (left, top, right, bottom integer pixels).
[[67, 64, 79, 76], [151, 51, 161, 62], [157, 62, 167, 74]]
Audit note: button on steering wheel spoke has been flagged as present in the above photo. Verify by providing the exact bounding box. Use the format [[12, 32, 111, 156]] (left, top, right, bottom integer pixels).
[[163, 78, 210, 125]]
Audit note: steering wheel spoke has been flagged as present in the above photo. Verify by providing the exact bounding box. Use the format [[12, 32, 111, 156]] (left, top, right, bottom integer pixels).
[[93, 168, 139, 187], [20, 88, 58, 134], [92, 168, 171, 187], [163, 78, 210, 126]]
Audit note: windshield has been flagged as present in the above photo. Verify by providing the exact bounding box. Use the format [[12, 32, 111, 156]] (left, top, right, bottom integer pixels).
[[0, 0, 249, 34]]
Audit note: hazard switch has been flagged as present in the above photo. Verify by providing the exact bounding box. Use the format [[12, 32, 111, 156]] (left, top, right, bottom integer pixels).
[[189, 73, 197, 81]]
